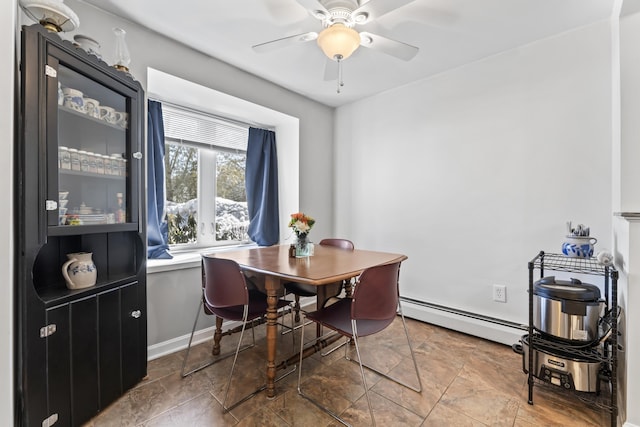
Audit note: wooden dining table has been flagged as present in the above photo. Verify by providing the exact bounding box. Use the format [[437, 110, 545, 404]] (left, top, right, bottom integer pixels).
[[205, 243, 407, 398]]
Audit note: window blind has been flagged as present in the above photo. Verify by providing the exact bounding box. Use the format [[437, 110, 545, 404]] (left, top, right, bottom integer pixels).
[[161, 103, 248, 153]]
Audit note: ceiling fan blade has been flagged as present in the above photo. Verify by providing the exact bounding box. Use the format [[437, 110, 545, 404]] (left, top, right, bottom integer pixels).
[[252, 32, 318, 53], [295, 0, 330, 19], [352, 0, 416, 23], [359, 31, 419, 61], [323, 58, 338, 81]]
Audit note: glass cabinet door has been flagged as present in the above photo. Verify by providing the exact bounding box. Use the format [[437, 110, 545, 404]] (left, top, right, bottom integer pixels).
[[48, 59, 137, 229]]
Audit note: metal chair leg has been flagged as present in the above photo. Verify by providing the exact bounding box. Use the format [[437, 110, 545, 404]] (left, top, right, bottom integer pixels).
[[351, 322, 375, 426], [223, 306, 297, 413], [297, 318, 353, 427], [181, 299, 256, 378], [345, 309, 422, 393], [297, 310, 422, 426]]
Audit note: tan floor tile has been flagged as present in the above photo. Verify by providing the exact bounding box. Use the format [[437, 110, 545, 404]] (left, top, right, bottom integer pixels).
[[268, 388, 337, 426], [516, 383, 609, 426], [142, 392, 237, 427], [340, 390, 424, 427], [439, 375, 520, 426], [457, 350, 527, 398], [234, 406, 289, 427], [371, 357, 436, 418], [422, 403, 488, 426]]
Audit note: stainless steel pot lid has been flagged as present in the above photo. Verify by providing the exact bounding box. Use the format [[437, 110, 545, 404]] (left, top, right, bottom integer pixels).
[[533, 276, 601, 301]]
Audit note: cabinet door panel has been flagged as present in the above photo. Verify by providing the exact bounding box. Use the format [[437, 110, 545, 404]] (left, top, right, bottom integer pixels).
[[121, 282, 144, 390], [47, 304, 71, 426], [70, 296, 99, 424], [98, 288, 122, 407]]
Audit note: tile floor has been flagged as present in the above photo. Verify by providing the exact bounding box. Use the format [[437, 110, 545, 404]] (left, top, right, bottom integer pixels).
[[86, 314, 611, 426]]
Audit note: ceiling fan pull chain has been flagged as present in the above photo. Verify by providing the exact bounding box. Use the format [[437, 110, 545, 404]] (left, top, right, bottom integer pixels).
[[336, 54, 344, 94]]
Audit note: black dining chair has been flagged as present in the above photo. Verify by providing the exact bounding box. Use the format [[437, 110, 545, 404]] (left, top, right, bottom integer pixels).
[[296, 261, 422, 426], [181, 256, 295, 412]]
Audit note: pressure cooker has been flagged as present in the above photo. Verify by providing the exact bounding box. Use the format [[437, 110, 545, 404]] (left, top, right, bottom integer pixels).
[[533, 276, 605, 343]]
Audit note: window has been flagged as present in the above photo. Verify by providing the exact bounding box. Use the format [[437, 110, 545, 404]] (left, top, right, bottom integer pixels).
[[162, 104, 250, 247]]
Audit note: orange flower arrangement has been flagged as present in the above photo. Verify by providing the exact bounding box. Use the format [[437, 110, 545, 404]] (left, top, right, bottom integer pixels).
[[288, 212, 315, 237]]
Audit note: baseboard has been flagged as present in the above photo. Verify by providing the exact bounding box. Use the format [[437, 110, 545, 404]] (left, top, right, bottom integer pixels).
[[146, 296, 316, 361], [400, 298, 526, 346], [147, 321, 241, 361]]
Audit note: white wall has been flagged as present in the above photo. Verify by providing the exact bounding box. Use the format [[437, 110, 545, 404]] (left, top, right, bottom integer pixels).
[[1, 1, 15, 424], [146, 262, 206, 357], [335, 21, 613, 326]]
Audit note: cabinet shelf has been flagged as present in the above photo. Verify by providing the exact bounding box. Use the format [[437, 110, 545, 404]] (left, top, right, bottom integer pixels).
[[48, 222, 138, 236], [59, 104, 126, 131], [36, 275, 138, 307], [527, 331, 613, 363], [59, 168, 126, 180]]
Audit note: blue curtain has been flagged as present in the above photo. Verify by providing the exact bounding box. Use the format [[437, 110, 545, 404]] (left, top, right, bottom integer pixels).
[[246, 127, 280, 246], [147, 100, 172, 259]]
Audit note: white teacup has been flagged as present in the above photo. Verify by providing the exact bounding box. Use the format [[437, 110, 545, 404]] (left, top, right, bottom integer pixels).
[[58, 82, 64, 105], [62, 87, 84, 112], [116, 111, 128, 128], [84, 98, 100, 118], [99, 106, 118, 124]]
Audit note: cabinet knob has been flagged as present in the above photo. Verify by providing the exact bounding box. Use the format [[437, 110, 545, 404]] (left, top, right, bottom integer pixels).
[[131, 309, 142, 319]]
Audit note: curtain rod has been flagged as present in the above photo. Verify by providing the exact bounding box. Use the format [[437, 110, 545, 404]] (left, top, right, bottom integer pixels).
[[148, 97, 275, 132]]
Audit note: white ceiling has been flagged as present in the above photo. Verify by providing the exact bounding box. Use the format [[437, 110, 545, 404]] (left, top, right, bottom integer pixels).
[[80, 0, 615, 107]]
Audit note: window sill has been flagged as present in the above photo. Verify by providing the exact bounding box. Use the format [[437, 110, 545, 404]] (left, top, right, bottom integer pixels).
[[147, 243, 258, 274]]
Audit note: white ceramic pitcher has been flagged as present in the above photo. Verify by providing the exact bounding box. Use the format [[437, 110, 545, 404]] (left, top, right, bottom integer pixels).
[[62, 252, 97, 289]]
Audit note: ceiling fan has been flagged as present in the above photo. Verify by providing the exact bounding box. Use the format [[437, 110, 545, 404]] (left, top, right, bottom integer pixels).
[[252, 0, 419, 93]]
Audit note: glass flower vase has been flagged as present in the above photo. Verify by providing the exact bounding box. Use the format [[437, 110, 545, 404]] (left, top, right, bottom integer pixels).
[[295, 234, 310, 258]]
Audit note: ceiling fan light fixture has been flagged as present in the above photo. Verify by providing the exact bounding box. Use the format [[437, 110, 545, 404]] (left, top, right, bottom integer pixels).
[[317, 23, 360, 61]]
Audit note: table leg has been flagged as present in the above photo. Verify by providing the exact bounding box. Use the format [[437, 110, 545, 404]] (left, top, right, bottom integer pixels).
[[212, 316, 223, 355], [315, 282, 342, 336], [265, 275, 280, 399], [344, 278, 353, 298]]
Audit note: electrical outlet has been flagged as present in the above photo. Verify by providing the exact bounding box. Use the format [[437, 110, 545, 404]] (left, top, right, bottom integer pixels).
[[493, 284, 507, 303]]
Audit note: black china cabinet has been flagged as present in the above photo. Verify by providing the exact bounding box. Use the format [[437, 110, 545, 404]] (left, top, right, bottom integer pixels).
[[16, 24, 146, 426]]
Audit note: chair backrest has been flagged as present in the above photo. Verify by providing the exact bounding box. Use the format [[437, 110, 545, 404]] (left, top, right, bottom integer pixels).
[[201, 256, 248, 309], [351, 261, 401, 321], [319, 238, 355, 251]]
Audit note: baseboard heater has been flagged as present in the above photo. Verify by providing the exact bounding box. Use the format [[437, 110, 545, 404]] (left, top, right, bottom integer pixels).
[[399, 297, 526, 346], [148, 297, 527, 360]]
